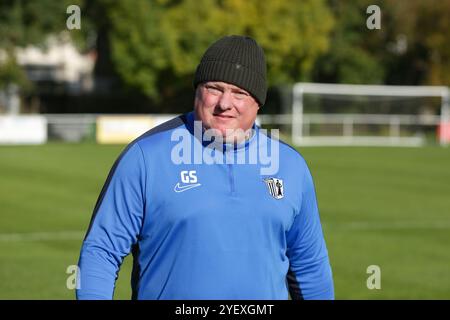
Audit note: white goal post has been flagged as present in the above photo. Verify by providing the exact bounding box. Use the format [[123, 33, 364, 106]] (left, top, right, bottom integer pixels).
[[292, 83, 450, 146]]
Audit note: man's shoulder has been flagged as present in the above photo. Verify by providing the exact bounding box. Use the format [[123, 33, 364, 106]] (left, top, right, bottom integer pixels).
[[258, 129, 308, 166], [111, 113, 189, 165], [131, 113, 189, 149], [139, 114, 188, 141], [279, 139, 311, 174]]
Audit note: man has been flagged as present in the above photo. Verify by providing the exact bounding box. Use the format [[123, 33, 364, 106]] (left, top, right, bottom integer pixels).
[[77, 35, 334, 300]]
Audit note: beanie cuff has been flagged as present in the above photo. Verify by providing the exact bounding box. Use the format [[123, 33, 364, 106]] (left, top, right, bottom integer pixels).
[[194, 60, 267, 106]]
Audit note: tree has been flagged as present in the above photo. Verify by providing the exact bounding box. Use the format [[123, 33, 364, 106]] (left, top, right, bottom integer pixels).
[[383, 0, 450, 86], [0, 0, 87, 90], [312, 0, 386, 84], [91, 0, 334, 102], [313, 0, 450, 87]]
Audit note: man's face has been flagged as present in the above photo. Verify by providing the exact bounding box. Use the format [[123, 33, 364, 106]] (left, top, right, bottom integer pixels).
[[194, 81, 260, 142]]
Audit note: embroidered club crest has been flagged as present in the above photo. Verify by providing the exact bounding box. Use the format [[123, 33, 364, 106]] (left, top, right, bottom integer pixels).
[[264, 177, 284, 199]]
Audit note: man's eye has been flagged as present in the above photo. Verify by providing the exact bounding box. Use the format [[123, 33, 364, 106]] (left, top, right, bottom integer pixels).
[[206, 86, 221, 95], [233, 92, 247, 99]]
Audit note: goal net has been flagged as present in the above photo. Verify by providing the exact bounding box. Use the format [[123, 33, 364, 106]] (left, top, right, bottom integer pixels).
[[291, 83, 450, 146]]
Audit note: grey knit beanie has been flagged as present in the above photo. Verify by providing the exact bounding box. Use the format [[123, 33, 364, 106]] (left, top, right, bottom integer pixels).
[[193, 35, 267, 106]]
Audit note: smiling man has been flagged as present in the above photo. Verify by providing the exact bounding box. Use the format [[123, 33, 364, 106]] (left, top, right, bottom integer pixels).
[[77, 35, 334, 300], [195, 81, 259, 143]]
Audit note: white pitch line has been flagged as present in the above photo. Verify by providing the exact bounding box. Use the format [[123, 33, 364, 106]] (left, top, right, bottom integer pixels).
[[0, 231, 85, 242]]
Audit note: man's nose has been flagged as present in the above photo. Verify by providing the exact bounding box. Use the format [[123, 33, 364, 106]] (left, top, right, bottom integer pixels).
[[217, 91, 232, 110]]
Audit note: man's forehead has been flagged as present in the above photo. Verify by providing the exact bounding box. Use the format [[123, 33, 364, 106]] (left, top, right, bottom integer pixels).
[[203, 81, 249, 92]]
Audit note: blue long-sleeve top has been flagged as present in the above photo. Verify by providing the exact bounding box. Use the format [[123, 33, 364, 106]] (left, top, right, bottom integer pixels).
[[77, 112, 334, 300]]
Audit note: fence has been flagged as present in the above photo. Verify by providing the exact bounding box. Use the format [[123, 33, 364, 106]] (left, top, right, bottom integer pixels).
[[258, 113, 442, 146], [1, 112, 448, 146]]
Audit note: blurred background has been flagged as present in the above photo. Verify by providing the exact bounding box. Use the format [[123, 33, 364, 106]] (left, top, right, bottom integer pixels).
[[0, 0, 449, 299]]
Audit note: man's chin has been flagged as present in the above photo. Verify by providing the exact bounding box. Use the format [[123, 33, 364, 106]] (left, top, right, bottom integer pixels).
[[215, 128, 252, 144]]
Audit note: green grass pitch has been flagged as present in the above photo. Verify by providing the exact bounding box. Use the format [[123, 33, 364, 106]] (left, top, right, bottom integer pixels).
[[0, 143, 449, 299]]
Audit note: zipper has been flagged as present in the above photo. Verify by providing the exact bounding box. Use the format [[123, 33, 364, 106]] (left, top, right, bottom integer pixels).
[[227, 164, 235, 195]]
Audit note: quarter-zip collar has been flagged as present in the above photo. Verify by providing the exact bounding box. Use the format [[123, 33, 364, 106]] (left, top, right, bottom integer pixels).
[[186, 111, 258, 153]]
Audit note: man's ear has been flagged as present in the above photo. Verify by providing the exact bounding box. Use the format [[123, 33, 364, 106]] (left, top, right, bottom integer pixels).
[[194, 85, 202, 98]]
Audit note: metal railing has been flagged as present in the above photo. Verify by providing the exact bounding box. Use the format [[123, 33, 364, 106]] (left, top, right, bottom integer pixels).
[[258, 113, 442, 146]]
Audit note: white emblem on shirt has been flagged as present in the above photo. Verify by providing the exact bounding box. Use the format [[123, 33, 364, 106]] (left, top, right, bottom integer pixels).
[[174, 182, 201, 193], [174, 170, 201, 193], [264, 177, 284, 199]]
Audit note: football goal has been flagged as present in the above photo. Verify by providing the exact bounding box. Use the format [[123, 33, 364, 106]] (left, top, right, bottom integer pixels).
[[291, 83, 450, 146]]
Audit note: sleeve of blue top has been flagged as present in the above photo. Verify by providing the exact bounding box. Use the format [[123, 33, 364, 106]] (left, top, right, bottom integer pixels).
[[286, 163, 334, 300], [76, 143, 146, 300]]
